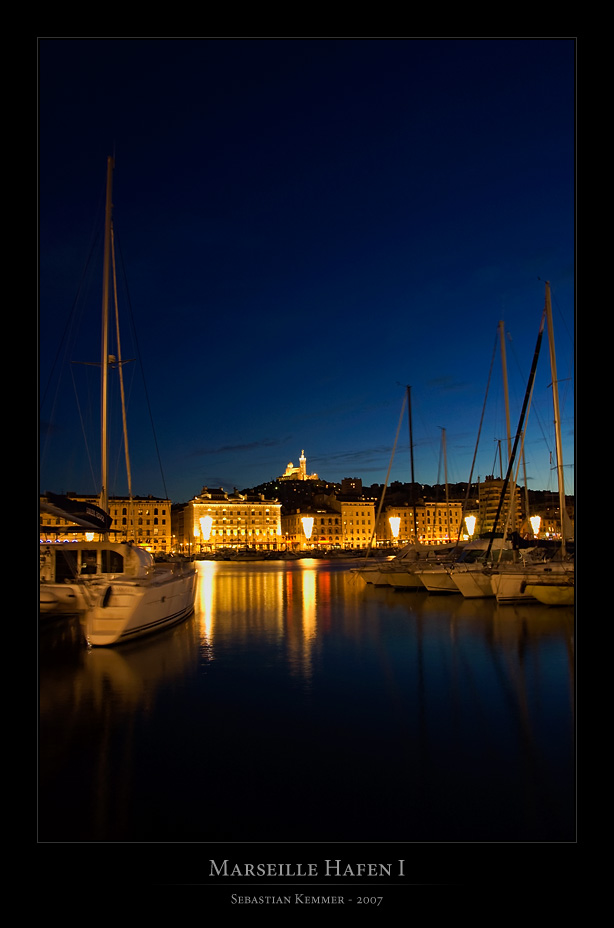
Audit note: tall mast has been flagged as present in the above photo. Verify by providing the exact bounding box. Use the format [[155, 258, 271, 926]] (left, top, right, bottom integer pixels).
[[499, 320, 512, 465], [486, 306, 546, 560], [407, 385, 417, 542], [499, 319, 516, 531], [440, 427, 450, 543], [545, 281, 567, 556], [100, 156, 114, 526]]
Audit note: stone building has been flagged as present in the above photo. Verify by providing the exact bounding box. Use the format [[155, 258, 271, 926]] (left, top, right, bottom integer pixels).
[[39, 493, 172, 555], [174, 487, 282, 554]]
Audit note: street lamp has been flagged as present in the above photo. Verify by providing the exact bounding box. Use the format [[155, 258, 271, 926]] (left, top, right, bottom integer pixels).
[[389, 515, 400, 546], [530, 515, 541, 538], [301, 516, 314, 549]]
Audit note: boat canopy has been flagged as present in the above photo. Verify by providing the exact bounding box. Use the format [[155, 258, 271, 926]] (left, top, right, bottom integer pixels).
[[41, 492, 113, 533]]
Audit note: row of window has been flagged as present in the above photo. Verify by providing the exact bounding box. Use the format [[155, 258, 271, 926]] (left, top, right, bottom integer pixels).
[[112, 508, 168, 517]]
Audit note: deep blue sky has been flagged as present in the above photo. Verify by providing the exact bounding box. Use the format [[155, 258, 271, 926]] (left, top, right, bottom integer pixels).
[[39, 38, 575, 504]]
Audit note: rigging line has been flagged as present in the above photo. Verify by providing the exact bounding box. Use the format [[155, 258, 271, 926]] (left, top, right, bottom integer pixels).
[[111, 221, 132, 499], [113, 227, 169, 500], [364, 391, 407, 559], [455, 329, 498, 544], [507, 328, 551, 456], [40, 184, 107, 413], [486, 305, 546, 561], [70, 362, 97, 492]]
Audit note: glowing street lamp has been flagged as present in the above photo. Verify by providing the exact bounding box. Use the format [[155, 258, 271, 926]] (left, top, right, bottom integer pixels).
[[199, 515, 213, 541], [530, 515, 541, 537], [301, 516, 314, 547], [389, 515, 401, 544], [464, 515, 477, 538]]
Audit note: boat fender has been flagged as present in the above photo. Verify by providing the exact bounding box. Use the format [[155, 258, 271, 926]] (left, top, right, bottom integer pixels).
[[101, 586, 113, 608]]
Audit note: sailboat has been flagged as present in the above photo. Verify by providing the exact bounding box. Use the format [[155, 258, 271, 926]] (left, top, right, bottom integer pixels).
[[40, 157, 197, 645], [490, 282, 574, 605]]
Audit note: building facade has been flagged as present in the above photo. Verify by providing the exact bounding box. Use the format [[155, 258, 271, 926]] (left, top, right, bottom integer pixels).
[[175, 487, 282, 554], [477, 476, 524, 536], [288, 494, 378, 549], [39, 494, 172, 554]]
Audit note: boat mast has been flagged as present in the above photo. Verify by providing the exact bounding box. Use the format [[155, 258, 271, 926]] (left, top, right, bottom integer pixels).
[[111, 222, 134, 506], [486, 306, 546, 561], [499, 319, 516, 531], [440, 427, 451, 544], [499, 320, 512, 466], [545, 281, 567, 556], [100, 156, 114, 529], [407, 385, 417, 542]]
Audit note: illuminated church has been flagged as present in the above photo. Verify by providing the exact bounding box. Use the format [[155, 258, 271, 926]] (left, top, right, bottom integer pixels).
[[279, 450, 319, 482]]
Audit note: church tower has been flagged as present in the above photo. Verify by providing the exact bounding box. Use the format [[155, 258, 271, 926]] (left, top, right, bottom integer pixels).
[[299, 450, 307, 479]]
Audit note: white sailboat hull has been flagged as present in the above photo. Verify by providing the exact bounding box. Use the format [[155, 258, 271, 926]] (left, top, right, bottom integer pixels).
[[83, 565, 197, 646], [414, 567, 460, 594], [491, 564, 574, 604], [39, 582, 86, 615], [450, 566, 496, 598], [40, 541, 197, 644], [351, 562, 395, 585], [522, 579, 574, 606], [385, 568, 426, 590]]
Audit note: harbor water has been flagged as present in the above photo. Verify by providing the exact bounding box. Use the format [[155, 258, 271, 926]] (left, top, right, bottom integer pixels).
[[38, 557, 575, 845]]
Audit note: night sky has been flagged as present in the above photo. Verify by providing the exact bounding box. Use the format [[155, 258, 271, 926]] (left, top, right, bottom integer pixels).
[[39, 38, 575, 505]]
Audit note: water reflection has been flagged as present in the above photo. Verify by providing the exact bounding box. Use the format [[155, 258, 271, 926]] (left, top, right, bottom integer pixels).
[[38, 559, 575, 843]]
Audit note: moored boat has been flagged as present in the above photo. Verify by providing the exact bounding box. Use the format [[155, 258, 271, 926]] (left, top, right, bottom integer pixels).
[[522, 576, 574, 606], [40, 157, 197, 645], [40, 541, 197, 644]]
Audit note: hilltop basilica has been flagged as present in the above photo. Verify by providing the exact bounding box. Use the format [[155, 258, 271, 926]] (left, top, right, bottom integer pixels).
[[278, 450, 319, 482]]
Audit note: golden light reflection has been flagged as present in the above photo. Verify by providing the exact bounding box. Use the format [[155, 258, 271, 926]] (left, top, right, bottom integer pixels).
[[196, 560, 217, 646], [300, 565, 317, 640]]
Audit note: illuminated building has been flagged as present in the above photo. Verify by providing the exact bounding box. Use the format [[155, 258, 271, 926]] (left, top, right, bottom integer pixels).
[[279, 449, 319, 482], [281, 492, 377, 550], [478, 476, 523, 535], [379, 501, 465, 545], [39, 494, 172, 555], [413, 501, 464, 544], [177, 487, 282, 554], [282, 506, 343, 550], [380, 505, 415, 545]]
